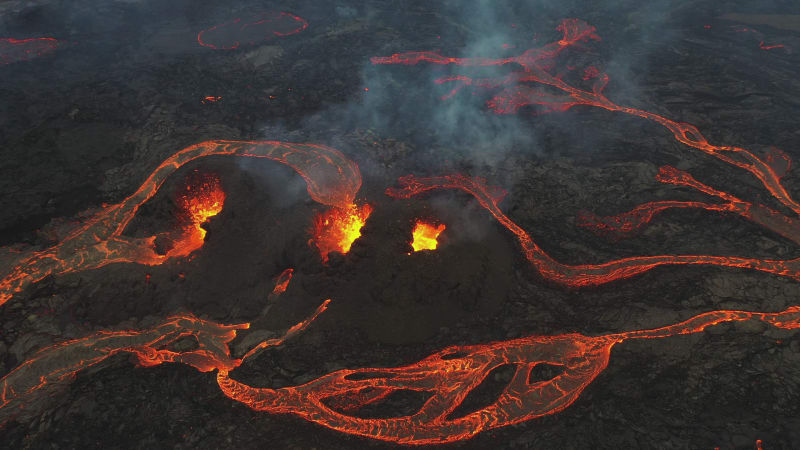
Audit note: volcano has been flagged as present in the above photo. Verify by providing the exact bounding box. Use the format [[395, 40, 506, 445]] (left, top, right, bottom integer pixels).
[[1, 1, 799, 449]]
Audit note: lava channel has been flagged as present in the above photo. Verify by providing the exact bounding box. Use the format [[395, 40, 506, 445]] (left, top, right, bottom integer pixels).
[[375, 17, 800, 286], [2, 300, 798, 444], [0, 140, 362, 306], [0, 38, 61, 65], [387, 173, 800, 287], [161, 170, 225, 259], [372, 18, 800, 217], [197, 11, 308, 50]]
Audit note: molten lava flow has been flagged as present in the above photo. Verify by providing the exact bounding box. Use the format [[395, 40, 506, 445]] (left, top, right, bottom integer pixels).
[[372, 19, 800, 217], [411, 221, 445, 252], [163, 171, 225, 259], [375, 18, 800, 285], [197, 11, 308, 50], [271, 268, 294, 295], [0, 299, 330, 425], [0, 140, 362, 306], [759, 41, 788, 51], [576, 154, 800, 246], [3, 301, 798, 444], [0, 37, 61, 65], [311, 203, 373, 261], [729, 25, 791, 53], [388, 174, 800, 286], [216, 306, 800, 444]]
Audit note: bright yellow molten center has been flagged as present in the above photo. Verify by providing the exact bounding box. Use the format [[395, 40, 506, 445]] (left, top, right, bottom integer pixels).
[[411, 221, 445, 252], [312, 203, 373, 261]]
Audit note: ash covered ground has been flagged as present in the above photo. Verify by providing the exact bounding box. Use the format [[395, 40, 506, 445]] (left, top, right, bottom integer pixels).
[[1, 0, 800, 448]]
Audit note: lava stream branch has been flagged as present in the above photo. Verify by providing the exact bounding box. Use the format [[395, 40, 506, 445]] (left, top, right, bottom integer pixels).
[[0, 297, 330, 425], [578, 165, 800, 245], [371, 18, 800, 216], [2, 291, 796, 444], [0, 140, 362, 306], [387, 174, 800, 287], [215, 305, 800, 445]]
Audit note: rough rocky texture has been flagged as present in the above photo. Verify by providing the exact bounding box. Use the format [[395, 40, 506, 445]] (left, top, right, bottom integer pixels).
[[1, 0, 799, 448]]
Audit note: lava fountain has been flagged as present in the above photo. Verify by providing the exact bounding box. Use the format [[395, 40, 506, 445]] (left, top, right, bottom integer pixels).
[[410, 221, 445, 252], [311, 203, 373, 261], [0, 140, 362, 306], [164, 171, 225, 258]]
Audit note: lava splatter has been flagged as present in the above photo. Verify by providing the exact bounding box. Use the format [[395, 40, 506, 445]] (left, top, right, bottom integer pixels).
[[311, 203, 373, 261]]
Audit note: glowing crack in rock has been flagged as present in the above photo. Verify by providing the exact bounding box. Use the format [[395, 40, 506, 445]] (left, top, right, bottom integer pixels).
[[411, 220, 445, 252], [2, 300, 797, 444], [0, 38, 62, 65], [197, 12, 308, 50], [0, 140, 362, 306]]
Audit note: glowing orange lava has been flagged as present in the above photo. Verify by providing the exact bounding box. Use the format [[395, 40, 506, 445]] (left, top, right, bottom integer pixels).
[[164, 171, 225, 259], [197, 11, 308, 50], [378, 18, 800, 286], [373, 19, 800, 217], [0, 140, 362, 306], [3, 301, 798, 444], [0, 37, 61, 65], [271, 268, 294, 295], [411, 221, 445, 252], [4, 16, 800, 446], [311, 203, 373, 261]]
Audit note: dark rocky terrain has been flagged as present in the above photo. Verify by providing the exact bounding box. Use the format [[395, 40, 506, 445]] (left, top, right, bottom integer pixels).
[[1, 0, 799, 448]]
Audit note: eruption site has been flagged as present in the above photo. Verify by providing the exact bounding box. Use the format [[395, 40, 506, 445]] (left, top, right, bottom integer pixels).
[[197, 11, 308, 50], [161, 170, 226, 259], [0, 140, 362, 306], [0, 38, 62, 65], [410, 220, 445, 252], [2, 3, 799, 448], [311, 203, 373, 262], [379, 19, 800, 287]]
